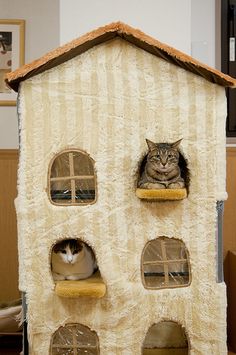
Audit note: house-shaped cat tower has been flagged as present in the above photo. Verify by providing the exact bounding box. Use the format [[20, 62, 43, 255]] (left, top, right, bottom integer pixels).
[[6, 22, 236, 355]]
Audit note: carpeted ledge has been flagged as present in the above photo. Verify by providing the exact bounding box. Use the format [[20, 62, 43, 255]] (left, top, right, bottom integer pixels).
[[136, 188, 187, 201]]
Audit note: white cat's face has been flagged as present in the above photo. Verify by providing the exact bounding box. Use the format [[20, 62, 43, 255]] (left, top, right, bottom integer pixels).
[[53, 240, 84, 264], [59, 245, 79, 264]]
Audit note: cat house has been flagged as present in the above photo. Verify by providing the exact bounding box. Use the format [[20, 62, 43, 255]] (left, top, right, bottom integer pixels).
[[6, 22, 236, 354]]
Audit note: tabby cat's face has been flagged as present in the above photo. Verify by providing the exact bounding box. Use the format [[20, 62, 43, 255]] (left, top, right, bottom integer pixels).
[[53, 239, 83, 264], [146, 139, 181, 173]]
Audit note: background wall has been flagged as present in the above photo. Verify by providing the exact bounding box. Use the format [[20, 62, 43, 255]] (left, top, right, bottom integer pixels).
[[60, 0, 191, 53], [191, 0, 215, 67], [0, 150, 19, 302], [0, 0, 60, 149], [60, 0, 216, 66]]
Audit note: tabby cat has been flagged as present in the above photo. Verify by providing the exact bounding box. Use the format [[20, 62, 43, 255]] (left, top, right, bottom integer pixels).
[[51, 239, 97, 281], [138, 139, 185, 189]]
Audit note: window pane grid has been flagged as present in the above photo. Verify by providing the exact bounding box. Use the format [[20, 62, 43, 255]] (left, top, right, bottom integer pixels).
[[72, 325, 77, 355], [142, 237, 191, 289], [50, 176, 94, 181], [51, 324, 99, 354], [69, 152, 76, 204], [52, 345, 98, 349], [160, 239, 169, 285], [49, 150, 96, 205], [143, 259, 187, 265]]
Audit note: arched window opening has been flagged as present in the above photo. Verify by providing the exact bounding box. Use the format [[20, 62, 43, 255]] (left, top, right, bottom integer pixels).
[[51, 239, 106, 299], [142, 237, 191, 290], [51, 323, 100, 354], [142, 321, 189, 355], [51, 239, 98, 282], [48, 149, 96, 206]]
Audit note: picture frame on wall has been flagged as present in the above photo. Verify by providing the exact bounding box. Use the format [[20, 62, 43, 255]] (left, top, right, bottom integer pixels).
[[0, 19, 25, 106]]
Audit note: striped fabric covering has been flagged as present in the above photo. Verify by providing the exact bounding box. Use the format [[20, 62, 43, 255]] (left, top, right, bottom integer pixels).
[[16, 38, 227, 354]]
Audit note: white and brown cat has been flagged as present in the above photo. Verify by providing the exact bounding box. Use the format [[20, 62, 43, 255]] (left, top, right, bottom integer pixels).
[[138, 139, 185, 189], [51, 239, 97, 281]]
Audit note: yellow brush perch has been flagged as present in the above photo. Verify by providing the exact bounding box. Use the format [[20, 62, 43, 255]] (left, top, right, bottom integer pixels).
[[55, 272, 106, 298], [143, 349, 188, 355], [136, 188, 187, 201]]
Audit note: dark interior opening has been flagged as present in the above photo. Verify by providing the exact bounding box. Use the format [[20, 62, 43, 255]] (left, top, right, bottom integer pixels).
[[142, 321, 189, 355]]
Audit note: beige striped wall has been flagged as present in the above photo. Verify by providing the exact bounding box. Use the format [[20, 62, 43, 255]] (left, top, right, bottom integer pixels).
[[17, 38, 227, 354]]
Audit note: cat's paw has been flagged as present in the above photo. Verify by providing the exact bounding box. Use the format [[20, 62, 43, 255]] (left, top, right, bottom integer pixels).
[[138, 182, 150, 189], [168, 181, 185, 189], [66, 274, 82, 280], [52, 272, 65, 281], [67, 273, 92, 280], [150, 183, 166, 189], [139, 182, 166, 189]]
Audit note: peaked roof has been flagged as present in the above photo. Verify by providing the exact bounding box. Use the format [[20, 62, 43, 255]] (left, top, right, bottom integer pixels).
[[6, 22, 236, 91]]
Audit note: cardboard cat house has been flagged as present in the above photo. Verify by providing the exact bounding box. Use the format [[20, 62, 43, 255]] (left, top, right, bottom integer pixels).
[[6, 22, 236, 354]]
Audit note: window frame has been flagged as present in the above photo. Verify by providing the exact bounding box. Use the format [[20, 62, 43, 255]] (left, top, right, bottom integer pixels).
[[48, 149, 97, 206], [50, 323, 100, 354], [141, 236, 191, 290]]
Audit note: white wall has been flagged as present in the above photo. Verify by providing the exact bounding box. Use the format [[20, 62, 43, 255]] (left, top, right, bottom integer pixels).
[[191, 0, 216, 68], [60, 0, 217, 66], [0, 0, 60, 148], [60, 0, 191, 54]]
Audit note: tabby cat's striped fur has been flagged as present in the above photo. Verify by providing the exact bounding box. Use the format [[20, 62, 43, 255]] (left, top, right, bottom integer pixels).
[[138, 139, 185, 189]]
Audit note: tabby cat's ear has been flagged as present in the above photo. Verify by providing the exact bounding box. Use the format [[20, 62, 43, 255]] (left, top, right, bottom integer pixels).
[[171, 138, 182, 149], [146, 139, 156, 151]]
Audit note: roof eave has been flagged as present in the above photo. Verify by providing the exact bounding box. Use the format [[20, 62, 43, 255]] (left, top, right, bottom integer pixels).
[[5, 21, 236, 91]]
